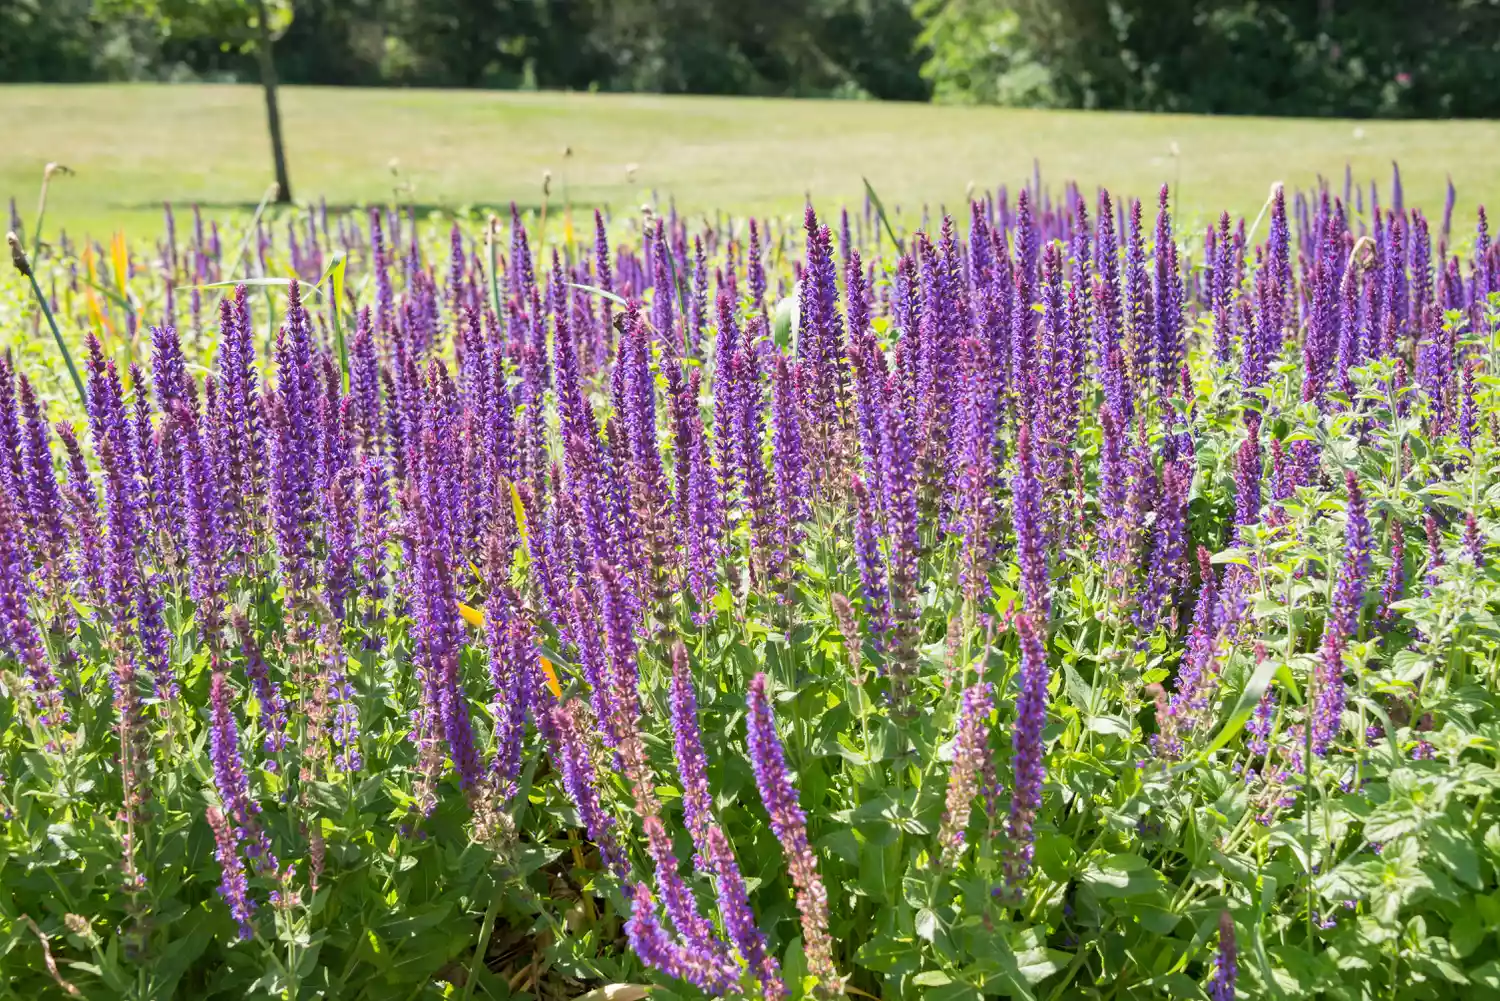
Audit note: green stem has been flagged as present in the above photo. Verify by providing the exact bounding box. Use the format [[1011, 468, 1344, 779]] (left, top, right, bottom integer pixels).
[[462, 885, 505, 1001], [23, 267, 88, 409]]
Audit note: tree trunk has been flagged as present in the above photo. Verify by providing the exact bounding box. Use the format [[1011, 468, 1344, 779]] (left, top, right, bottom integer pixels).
[[254, 0, 293, 204]]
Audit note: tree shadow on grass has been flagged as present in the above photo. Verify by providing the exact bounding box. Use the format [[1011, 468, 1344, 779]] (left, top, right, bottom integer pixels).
[[125, 200, 575, 220]]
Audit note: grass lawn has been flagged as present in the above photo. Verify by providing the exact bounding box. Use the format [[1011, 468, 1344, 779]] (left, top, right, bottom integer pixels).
[[4, 83, 1499, 239]]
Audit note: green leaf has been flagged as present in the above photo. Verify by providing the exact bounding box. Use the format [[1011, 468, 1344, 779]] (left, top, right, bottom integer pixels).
[[861, 176, 904, 254], [566, 281, 628, 308], [1204, 655, 1290, 755], [1429, 825, 1482, 889], [183, 276, 324, 297], [1079, 853, 1168, 900]]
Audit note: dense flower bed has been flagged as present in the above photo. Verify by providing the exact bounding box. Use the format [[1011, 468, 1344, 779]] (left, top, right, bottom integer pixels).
[[1, 173, 1498, 1000]]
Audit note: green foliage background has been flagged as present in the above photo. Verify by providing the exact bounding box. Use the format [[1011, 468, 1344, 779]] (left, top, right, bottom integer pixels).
[[4, 0, 1500, 116]]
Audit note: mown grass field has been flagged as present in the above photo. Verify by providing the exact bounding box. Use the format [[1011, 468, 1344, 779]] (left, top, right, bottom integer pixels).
[[4, 83, 1500, 238]]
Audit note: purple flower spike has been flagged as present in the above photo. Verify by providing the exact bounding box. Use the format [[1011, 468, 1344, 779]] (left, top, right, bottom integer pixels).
[[175, 401, 220, 618], [1378, 520, 1405, 625], [625, 883, 688, 983], [1208, 911, 1238, 1001], [1233, 412, 1262, 540], [706, 823, 786, 1001], [1464, 512, 1485, 567], [209, 667, 275, 872], [770, 353, 810, 576], [668, 641, 713, 865], [0, 491, 65, 726], [550, 696, 627, 877], [745, 673, 841, 995], [939, 678, 995, 862], [206, 806, 254, 940], [850, 477, 891, 646], [17, 376, 67, 575], [234, 614, 288, 756], [1011, 423, 1050, 620], [1313, 472, 1372, 757], [1005, 613, 1050, 887]]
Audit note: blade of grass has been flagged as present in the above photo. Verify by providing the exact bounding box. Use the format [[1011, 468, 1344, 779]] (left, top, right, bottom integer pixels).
[[9, 232, 87, 409], [862, 176, 904, 255], [227, 183, 280, 278], [566, 281, 628, 308]]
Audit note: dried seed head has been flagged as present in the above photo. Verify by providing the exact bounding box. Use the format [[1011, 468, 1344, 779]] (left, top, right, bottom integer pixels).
[[7, 232, 30, 277]]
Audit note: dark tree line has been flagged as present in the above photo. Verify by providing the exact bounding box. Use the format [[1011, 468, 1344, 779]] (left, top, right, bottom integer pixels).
[[0, 0, 931, 101], [4, 0, 1499, 117]]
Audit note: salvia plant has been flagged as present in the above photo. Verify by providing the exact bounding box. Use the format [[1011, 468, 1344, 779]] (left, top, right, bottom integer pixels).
[[1, 172, 1499, 1001]]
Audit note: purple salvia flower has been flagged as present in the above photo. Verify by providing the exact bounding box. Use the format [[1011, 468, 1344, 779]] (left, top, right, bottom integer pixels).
[[1459, 357, 1478, 455], [91, 356, 176, 700], [688, 236, 709, 358], [669, 366, 719, 616], [209, 668, 275, 871], [706, 823, 787, 1001], [484, 581, 531, 794], [205, 806, 254, 940], [17, 376, 67, 574], [174, 401, 220, 616], [770, 353, 810, 574], [1208, 911, 1238, 1001], [322, 467, 357, 621], [1234, 411, 1263, 540], [1329, 471, 1372, 639], [356, 457, 390, 644], [1011, 423, 1051, 620], [234, 614, 288, 756], [712, 294, 744, 515], [734, 349, 777, 576], [745, 673, 841, 995], [850, 477, 891, 646], [955, 336, 997, 603], [214, 289, 265, 564], [1378, 519, 1406, 625], [592, 210, 615, 363], [0, 358, 23, 505], [595, 557, 643, 738], [1464, 512, 1485, 567], [939, 678, 995, 863], [266, 395, 311, 593], [130, 373, 168, 551], [550, 695, 627, 875], [408, 434, 483, 790], [797, 209, 846, 467], [1247, 688, 1276, 757], [1098, 405, 1130, 587], [650, 220, 677, 349], [1211, 213, 1234, 363], [1153, 185, 1184, 393], [57, 423, 104, 603], [747, 219, 767, 312], [326, 629, 362, 773], [625, 883, 690, 983], [349, 307, 381, 453], [1123, 199, 1154, 402], [1093, 190, 1122, 367], [642, 814, 737, 992], [881, 375, 921, 693], [1312, 473, 1372, 757], [668, 641, 714, 865], [1137, 460, 1189, 633], [0, 491, 65, 726], [1005, 613, 1050, 887], [1423, 511, 1444, 595]]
